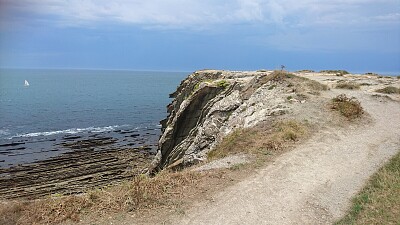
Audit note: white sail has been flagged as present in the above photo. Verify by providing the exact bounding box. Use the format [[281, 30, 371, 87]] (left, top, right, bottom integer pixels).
[[24, 80, 30, 86]]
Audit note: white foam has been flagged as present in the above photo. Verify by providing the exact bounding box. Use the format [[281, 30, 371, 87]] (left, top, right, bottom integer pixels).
[[10, 125, 130, 138]]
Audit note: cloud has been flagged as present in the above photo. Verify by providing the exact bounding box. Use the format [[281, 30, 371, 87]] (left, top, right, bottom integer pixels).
[[1, 0, 399, 29]]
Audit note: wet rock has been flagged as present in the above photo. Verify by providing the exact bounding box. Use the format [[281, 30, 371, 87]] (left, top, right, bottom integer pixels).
[[63, 135, 81, 140], [0, 142, 25, 147], [61, 137, 117, 149]]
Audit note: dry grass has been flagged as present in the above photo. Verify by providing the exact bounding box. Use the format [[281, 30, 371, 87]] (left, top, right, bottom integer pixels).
[[320, 70, 349, 76], [207, 120, 308, 160], [335, 151, 400, 225], [0, 171, 203, 225], [376, 86, 400, 94], [331, 94, 364, 120], [335, 81, 361, 90], [242, 71, 328, 99]]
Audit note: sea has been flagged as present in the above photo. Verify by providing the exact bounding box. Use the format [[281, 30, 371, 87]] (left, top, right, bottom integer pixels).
[[0, 68, 188, 168]]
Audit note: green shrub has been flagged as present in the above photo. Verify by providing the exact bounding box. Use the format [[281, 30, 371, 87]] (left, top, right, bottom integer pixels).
[[216, 80, 229, 88]]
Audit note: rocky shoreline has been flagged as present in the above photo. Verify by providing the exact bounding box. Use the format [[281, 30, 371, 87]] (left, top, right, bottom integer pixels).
[[0, 128, 158, 199]]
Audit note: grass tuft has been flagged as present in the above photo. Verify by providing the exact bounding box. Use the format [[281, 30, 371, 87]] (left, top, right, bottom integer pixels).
[[331, 94, 363, 119], [335, 81, 360, 90], [376, 86, 400, 94], [335, 152, 400, 225], [320, 70, 349, 76]]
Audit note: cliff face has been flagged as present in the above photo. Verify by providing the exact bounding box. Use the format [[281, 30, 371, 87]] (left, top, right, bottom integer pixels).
[[151, 70, 317, 171]]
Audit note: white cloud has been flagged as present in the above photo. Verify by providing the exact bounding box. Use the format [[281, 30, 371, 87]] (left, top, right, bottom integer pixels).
[[2, 0, 398, 29]]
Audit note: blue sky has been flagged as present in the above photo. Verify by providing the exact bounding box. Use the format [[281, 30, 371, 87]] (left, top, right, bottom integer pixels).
[[0, 0, 399, 73]]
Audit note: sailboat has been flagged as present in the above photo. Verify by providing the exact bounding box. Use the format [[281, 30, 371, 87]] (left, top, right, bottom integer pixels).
[[24, 80, 30, 87]]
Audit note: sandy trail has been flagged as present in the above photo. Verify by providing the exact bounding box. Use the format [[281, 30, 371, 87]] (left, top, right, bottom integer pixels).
[[177, 89, 400, 224]]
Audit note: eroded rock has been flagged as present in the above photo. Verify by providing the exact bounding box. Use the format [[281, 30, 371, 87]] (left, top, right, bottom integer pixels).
[[152, 70, 319, 171]]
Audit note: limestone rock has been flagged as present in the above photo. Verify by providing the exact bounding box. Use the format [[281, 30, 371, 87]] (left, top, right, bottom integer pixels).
[[151, 70, 306, 171]]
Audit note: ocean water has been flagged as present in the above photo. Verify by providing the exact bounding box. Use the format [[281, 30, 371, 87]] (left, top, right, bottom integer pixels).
[[0, 69, 187, 167]]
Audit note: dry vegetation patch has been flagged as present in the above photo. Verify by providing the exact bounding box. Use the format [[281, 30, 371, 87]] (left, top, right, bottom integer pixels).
[[336, 151, 400, 225], [376, 86, 400, 94], [335, 81, 361, 90], [0, 171, 204, 225], [207, 120, 308, 161], [331, 94, 364, 120]]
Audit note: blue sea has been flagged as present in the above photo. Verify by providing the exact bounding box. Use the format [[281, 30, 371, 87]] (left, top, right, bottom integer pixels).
[[0, 69, 187, 167]]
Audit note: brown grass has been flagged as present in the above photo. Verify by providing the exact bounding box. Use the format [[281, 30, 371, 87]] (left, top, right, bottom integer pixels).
[[207, 120, 308, 160], [242, 71, 328, 99], [376, 86, 400, 94], [335, 81, 360, 90], [335, 151, 400, 225], [331, 94, 364, 119], [320, 70, 349, 76], [0, 171, 203, 225]]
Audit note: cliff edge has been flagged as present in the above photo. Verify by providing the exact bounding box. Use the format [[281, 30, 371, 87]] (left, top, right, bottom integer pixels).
[[151, 70, 328, 171]]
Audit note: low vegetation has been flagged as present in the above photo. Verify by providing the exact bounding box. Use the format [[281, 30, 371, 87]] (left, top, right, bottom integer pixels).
[[335, 152, 400, 225], [365, 72, 378, 76], [216, 80, 229, 88], [268, 71, 328, 91], [331, 94, 364, 119], [296, 69, 315, 73], [0, 171, 203, 225], [335, 81, 360, 90], [207, 120, 308, 160], [320, 70, 349, 76], [376, 86, 400, 94]]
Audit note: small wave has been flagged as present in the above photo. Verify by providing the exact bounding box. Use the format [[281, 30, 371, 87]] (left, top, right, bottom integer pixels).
[[10, 125, 130, 138]]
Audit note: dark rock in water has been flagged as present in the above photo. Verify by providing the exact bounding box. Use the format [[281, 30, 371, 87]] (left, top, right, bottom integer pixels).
[[129, 134, 140, 137], [61, 137, 117, 149], [28, 139, 56, 144], [119, 130, 135, 134], [7, 147, 26, 151], [0, 142, 25, 147], [63, 135, 81, 140]]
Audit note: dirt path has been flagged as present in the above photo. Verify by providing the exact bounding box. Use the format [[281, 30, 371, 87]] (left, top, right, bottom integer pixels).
[[176, 88, 400, 224]]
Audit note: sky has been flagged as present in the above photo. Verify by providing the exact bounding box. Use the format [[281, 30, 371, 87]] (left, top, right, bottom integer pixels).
[[0, 0, 399, 73]]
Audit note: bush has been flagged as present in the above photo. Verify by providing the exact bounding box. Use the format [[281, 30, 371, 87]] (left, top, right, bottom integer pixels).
[[331, 94, 363, 119], [320, 70, 350, 76], [376, 86, 400, 94], [335, 82, 360, 90]]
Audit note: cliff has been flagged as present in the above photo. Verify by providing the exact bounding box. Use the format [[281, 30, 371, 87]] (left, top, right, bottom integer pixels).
[[151, 70, 328, 171]]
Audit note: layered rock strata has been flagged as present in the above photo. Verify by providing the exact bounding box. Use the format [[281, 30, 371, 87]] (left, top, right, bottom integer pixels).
[[152, 70, 318, 171]]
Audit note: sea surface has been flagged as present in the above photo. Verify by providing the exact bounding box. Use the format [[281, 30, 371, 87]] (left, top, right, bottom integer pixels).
[[0, 69, 188, 168]]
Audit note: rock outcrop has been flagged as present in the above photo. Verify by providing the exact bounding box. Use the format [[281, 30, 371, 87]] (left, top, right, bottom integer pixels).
[[151, 70, 326, 171]]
